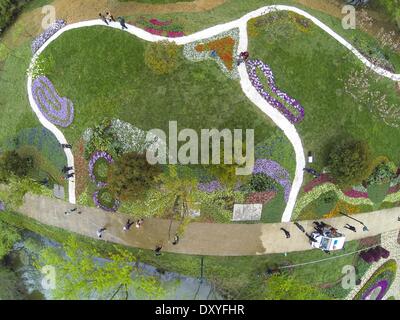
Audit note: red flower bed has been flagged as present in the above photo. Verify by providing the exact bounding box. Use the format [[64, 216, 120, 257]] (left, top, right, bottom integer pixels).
[[145, 28, 163, 35], [245, 191, 276, 204], [388, 184, 400, 194], [303, 174, 332, 192], [344, 189, 369, 198], [149, 18, 172, 26], [167, 31, 185, 38]]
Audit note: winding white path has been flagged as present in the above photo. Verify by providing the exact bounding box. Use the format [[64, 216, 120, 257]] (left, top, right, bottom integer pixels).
[[27, 5, 400, 220]]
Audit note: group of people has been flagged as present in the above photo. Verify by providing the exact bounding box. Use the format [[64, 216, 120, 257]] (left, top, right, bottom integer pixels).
[[62, 165, 74, 180], [64, 207, 81, 215], [99, 11, 128, 30], [123, 218, 144, 231]]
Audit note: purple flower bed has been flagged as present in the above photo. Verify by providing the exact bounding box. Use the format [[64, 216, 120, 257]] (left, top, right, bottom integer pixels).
[[88, 151, 113, 187], [0, 201, 5, 212], [246, 59, 305, 124], [253, 159, 292, 202], [31, 20, 66, 54], [198, 180, 224, 193], [93, 190, 120, 212], [32, 76, 74, 127], [362, 280, 389, 300]]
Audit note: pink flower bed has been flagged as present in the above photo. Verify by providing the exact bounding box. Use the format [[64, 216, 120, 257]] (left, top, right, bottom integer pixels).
[[167, 31, 185, 38], [245, 191, 277, 204], [145, 28, 163, 35], [344, 189, 369, 198], [303, 174, 332, 192], [388, 184, 400, 194], [150, 18, 172, 26]]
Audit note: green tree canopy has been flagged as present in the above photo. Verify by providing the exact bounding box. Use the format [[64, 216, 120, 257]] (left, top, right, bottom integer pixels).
[[0, 150, 33, 182], [35, 236, 165, 300], [326, 138, 372, 187], [0, 266, 23, 300], [107, 152, 162, 202], [0, 220, 21, 260]]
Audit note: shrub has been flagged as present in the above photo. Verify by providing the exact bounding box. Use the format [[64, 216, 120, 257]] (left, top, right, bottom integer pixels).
[[0, 0, 29, 35], [144, 40, 181, 75], [367, 162, 396, 186], [326, 138, 372, 188], [0, 150, 34, 181], [248, 173, 279, 192]]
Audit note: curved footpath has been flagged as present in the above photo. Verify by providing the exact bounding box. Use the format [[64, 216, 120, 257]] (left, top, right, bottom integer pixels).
[[17, 193, 400, 256], [26, 5, 400, 222]]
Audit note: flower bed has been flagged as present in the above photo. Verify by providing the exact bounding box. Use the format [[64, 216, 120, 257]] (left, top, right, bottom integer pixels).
[[145, 28, 163, 36], [93, 189, 120, 212], [198, 180, 224, 193], [88, 151, 113, 187], [149, 18, 172, 26], [303, 174, 332, 192], [354, 259, 397, 300], [183, 29, 240, 79], [0, 201, 5, 211], [246, 59, 305, 124], [253, 159, 291, 202], [344, 189, 369, 199], [167, 31, 185, 38], [31, 76, 74, 127], [245, 191, 276, 204], [135, 16, 185, 37], [31, 20, 66, 54]]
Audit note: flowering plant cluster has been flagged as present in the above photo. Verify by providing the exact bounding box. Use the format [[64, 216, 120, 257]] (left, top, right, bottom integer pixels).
[[198, 180, 224, 193], [0, 201, 5, 211], [354, 259, 396, 300], [32, 76, 74, 127], [253, 159, 291, 202], [245, 191, 276, 204], [343, 189, 369, 199], [183, 28, 240, 79], [93, 189, 120, 212], [303, 174, 332, 192], [88, 151, 113, 187], [31, 20, 66, 54], [135, 16, 184, 37], [246, 59, 305, 124]]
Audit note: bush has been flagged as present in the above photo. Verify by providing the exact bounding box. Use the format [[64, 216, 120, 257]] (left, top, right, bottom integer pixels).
[[0, 0, 30, 35], [326, 138, 372, 188], [248, 173, 279, 192], [0, 150, 34, 181], [0, 220, 21, 260], [144, 40, 181, 75], [367, 162, 396, 186]]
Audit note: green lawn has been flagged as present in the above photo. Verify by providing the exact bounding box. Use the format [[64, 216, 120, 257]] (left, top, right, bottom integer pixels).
[[248, 12, 400, 169]]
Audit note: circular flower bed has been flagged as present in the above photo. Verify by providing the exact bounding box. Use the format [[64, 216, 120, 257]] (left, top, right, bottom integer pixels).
[[354, 259, 397, 300], [93, 189, 120, 212], [89, 151, 113, 187]]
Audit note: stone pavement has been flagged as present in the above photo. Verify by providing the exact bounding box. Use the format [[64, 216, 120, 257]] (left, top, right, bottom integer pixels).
[[15, 193, 400, 256]]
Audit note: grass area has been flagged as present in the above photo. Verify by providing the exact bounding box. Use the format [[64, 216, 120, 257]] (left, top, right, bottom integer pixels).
[[120, 0, 193, 3], [0, 209, 372, 299], [248, 12, 400, 170]]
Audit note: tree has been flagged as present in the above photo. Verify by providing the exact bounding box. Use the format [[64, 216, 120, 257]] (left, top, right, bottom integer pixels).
[[0, 266, 23, 300], [0, 150, 33, 181], [35, 236, 165, 300], [0, 220, 21, 260], [107, 152, 162, 202], [326, 138, 372, 187], [264, 273, 330, 300], [144, 40, 181, 75]]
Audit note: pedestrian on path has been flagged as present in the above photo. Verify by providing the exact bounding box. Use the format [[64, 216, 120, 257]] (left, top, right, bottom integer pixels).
[[294, 222, 305, 233], [172, 234, 179, 245], [306, 232, 317, 243], [65, 172, 74, 179], [60, 143, 72, 149], [61, 165, 73, 173], [154, 244, 163, 256], [136, 218, 144, 229], [117, 16, 128, 30], [344, 224, 357, 232], [97, 227, 107, 238], [123, 219, 135, 231], [64, 207, 81, 215], [99, 13, 109, 25], [106, 12, 116, 22], [280, 228, 291, 239]]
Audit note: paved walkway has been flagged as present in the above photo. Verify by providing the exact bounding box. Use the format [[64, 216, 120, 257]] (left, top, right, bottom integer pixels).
[[26, 5, 400, 221], [16, 193, 400, 256]]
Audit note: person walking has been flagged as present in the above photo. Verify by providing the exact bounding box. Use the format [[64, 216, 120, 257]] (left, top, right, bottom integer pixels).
[[172, 234, 179, 245], [123, 219, 135, 231], [280, 228, 291, 239], [65, 172, 74, 179], [117, 16, 128, 30], [61, 166, 73, 173], [136, 218, 144, 229], [97, 227, 107, 238], [344, 223, 357, 232], [60, 143, 72, 149], [294, 222, 305, 233], [64, 208, 82, 215], [99, 13, 109, 25], [106, 12, 116, 22], [154, 244, 163, 256]]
